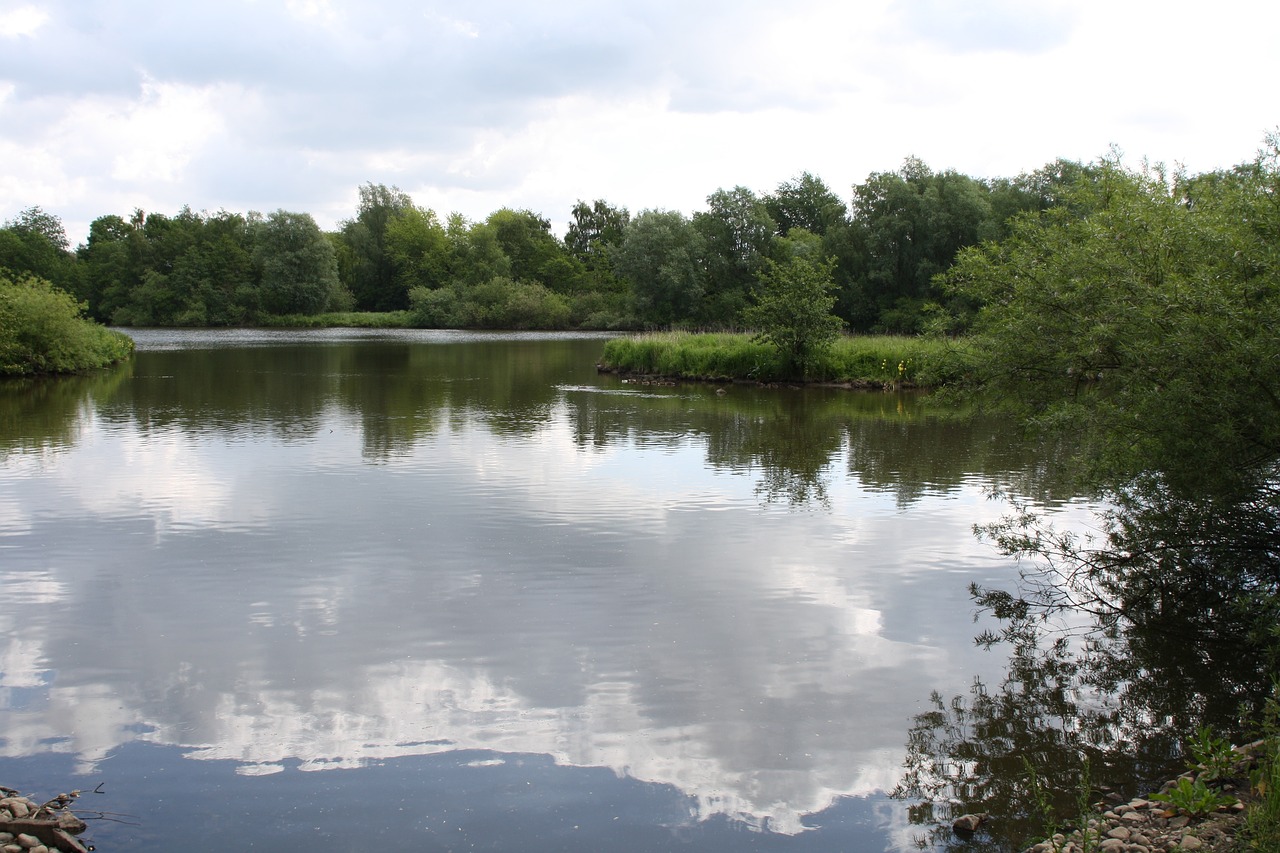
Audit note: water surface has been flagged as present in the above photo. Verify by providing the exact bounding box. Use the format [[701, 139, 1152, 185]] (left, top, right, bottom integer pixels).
[[0, 330, 1086, 851]]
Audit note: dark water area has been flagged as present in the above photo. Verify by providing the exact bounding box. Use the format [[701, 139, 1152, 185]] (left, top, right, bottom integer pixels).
[[1, 330, 1122, 851]]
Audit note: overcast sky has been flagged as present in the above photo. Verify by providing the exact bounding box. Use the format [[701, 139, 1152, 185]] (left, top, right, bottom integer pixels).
[[2, 0, 1276, 244]]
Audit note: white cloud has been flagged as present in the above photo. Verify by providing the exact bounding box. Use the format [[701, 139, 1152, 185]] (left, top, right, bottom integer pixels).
[[0, 0, 1276, 243], [0, 4, 47, 38]]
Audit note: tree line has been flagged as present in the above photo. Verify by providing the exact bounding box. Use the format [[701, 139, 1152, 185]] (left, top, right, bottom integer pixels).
[[1, 157, 1091, 332]]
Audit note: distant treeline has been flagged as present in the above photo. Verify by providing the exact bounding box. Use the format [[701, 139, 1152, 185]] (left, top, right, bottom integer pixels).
[[0, 155, 1235, 331]]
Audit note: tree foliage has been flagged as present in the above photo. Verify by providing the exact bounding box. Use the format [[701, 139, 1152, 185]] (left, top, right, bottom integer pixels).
[[0, 272, 133, 375], [946, 140, 1280, 686], [613, 210, 707, 327], [254, 210, 340, 316], [742, 254, 843, 376]]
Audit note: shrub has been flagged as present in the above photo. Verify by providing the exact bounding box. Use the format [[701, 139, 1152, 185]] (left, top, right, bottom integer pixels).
[[0, 272, 134, 375]]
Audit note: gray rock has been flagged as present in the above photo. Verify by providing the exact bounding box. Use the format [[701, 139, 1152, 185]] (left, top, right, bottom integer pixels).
[[951, 813, 987, 833]]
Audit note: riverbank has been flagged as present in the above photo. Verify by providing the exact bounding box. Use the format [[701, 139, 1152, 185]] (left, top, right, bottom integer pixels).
[[597, 331, 974, 388], [1003, 738, 1277, 853]]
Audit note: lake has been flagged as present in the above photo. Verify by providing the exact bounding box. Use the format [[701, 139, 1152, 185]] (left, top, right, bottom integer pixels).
[[0, 329, 1089, 852]]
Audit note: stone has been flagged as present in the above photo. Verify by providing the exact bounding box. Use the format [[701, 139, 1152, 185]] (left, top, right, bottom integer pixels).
[[1168, 816, 1190, 830], [54, 813, 85, 834], [951, 813, 987, 833], [15, 835, 39, 849], [1121, 811, 1147, 823], [6, 804, 27, 820], [1177, 835, 1203, 850], [2, 844, 21, 853], [1107, 826, 1131, 840], [1097, 839, 1125, 852]]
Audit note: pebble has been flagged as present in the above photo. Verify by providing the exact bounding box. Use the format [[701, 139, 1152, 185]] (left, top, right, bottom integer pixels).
[[1011, 747, 1262, 853]]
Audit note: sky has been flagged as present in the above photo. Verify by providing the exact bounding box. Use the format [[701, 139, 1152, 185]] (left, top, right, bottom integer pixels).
[[1, 0, 1276, 244]]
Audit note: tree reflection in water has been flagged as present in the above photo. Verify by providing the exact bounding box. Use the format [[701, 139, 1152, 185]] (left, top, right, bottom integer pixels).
[[894, 502, 1279, 853]]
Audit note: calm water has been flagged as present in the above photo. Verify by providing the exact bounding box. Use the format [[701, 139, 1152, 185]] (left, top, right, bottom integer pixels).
[[0, 330, 1086, 852]]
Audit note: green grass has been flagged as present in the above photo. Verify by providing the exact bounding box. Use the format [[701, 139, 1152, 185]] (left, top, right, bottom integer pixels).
[[599, 332, 975, 387], [257, 311, 413, 329], [1240, 734, 1280, 850]]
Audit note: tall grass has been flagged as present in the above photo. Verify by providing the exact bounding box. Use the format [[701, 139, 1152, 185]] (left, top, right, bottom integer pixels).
[[600, 332, 975, 387]]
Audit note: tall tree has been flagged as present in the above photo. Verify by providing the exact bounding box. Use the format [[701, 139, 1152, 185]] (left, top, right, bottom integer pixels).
[[694, 186, 778, 322], [385, 205, 451, 293], [852, 158, 994, 332], [485, 208, 583, 293], [946, 144, 1280, 688], [255, 210, 340, 316], [565, 199, 630, 269], [340, 183, 415, 311], [765, 172, 848, 237], [613, 210, 706, 327], [0, 206, 78, 293]]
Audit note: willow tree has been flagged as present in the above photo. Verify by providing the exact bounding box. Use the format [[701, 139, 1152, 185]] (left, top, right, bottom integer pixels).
[[946, 141, 1280, 705]]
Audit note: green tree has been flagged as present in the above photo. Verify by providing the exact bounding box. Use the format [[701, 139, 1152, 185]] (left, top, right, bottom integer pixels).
[[764, 172, 848, 237], [694, 186, 778, 323], [565, 199, 630, 268], [0, 206, 79, 294], [613, 209, 706, 327], [340, 183, 415, 311], [946, 143, 1280, 684], [742, 254, 843, 376], [385, 205, 451, 293], [254, 210, 340, 316], [446, 214, 512, 287], [0, 272, 133, 375], [486, 208, 583, 293], [852, 158, 995, 333]]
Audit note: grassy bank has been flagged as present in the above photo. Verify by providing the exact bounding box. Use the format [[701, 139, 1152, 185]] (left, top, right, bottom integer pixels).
[[599, 332, 974, 387], [256, 311, 413, 328]]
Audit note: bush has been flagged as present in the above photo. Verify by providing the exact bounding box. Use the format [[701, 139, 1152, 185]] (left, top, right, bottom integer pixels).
[[0, 272, 134, 375]]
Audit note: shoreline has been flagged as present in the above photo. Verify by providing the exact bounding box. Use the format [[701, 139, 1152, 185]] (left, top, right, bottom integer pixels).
[[0, 787, 90, 853]]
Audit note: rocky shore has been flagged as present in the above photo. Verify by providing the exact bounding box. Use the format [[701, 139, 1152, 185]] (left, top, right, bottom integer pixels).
[[1017, 792, 1244, 853], [0, 788, 89, 853], [952, 740, 1268, 853]]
